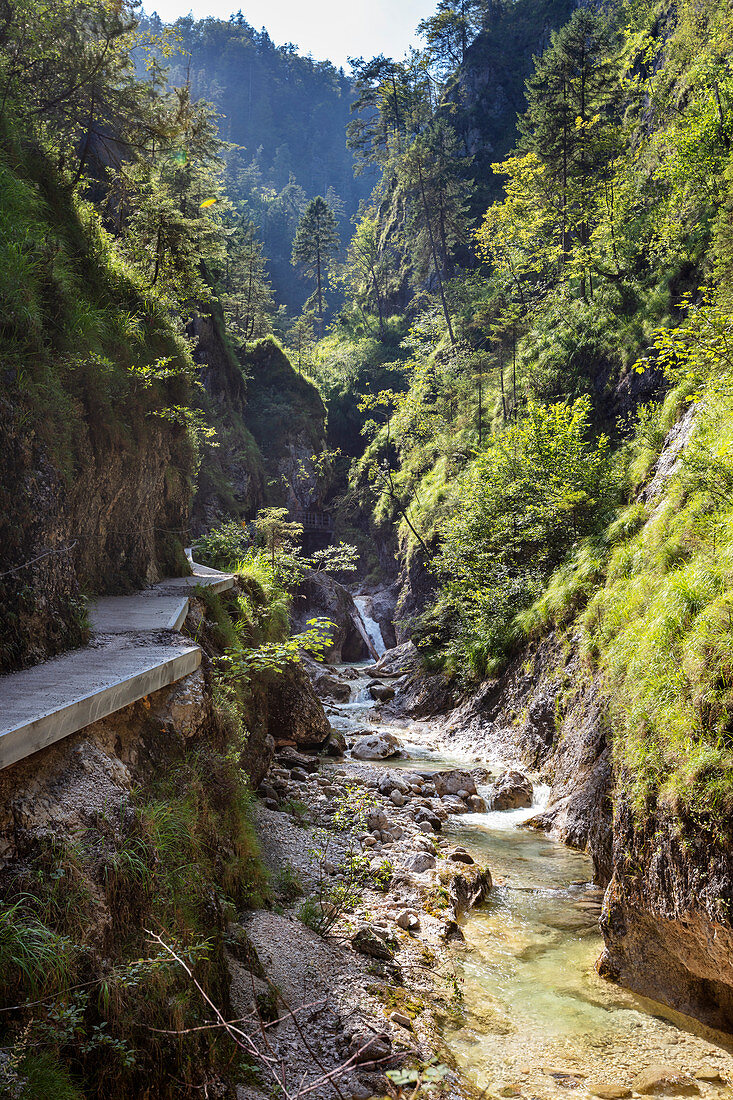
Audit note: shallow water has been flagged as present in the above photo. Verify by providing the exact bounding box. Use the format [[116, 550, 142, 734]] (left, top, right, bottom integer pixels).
[[331, 666, 733, 1095], [443, 801, 733, 1097]]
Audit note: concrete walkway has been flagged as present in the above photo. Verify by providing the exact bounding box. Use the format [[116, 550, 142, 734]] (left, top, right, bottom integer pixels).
[[0, 558, 235, 771]]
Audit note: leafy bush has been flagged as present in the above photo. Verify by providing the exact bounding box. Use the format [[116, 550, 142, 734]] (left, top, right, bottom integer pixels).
[[432, 396, 618, 676]]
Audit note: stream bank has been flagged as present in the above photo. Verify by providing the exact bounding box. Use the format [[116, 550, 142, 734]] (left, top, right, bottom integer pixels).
[[246, 655, 733, 1100]]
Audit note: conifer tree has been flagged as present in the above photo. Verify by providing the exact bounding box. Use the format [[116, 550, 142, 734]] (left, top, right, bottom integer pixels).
[[291, 197, 340, 334]]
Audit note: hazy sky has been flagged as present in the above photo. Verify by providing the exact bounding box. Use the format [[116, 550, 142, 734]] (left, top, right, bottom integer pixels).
[[143, 0, 437, 68]]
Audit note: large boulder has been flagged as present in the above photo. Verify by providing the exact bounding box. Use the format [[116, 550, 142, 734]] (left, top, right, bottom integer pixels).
[[487, 770, 533, 811], [351, 732, 402, 760], [432, 770, 478, 797], [300, 655, 352, 702], [293, 571, 374, 662], [263, 662, 331, 748]]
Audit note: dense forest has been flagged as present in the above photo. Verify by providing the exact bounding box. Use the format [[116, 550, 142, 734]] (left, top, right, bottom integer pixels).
[[4, 0, 733, 1094]]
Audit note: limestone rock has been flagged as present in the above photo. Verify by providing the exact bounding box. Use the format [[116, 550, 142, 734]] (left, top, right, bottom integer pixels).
[[406, 853, 436, 873], [325, 729, 347, 757], [264, 662, 331, 748], [351, 732, 402, 760], [351, 926, 394, 960], [449, 865, 493, 916], [488, 770, 533, 811], [389, 1010, 412, 1030], [588, 1085, 631, 1100], [369, 681, 396, 702], [448, 849, 475, 865], [432, 770, 478, 797], [349, 1031, 392, 1065]]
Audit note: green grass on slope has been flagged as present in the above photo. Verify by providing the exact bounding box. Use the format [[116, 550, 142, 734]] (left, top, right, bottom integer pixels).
[[520, 385, 733, 823]]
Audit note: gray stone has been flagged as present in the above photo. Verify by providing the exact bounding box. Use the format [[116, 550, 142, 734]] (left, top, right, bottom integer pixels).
[[448, 849, 475, 865], [389, 1010, 413, 1030], [351, 732, 402, 760], [694, 1066, 725, 1083], [349, 1032, 392, 1065], [367, 807, 389, 831], [351, 926, 394, 960], [432, 770, 478, 797], [487, 770, 534, 811], [396, 910, 421, 931], [369, 682, 396, 702], [325, 729, 347, 757], [390, 790, 406, 807], [407, 852, 436, 873]]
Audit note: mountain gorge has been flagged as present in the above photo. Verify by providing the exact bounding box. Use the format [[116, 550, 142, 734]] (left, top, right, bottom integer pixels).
[[3, 0, 733, 1095]]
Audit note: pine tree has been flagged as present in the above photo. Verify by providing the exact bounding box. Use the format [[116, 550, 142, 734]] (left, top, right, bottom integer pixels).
[[291, 197, 340, 334], [519, 9, 620, 270], [418, 0, 491, 78], [221, 218, 273, 347]]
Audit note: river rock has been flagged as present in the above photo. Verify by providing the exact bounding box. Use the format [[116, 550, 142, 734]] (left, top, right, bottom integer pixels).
[[378, 771, 410, 795], [448, 849, 475, 865], [630, 1066, 700, 1095], [369, 681, 396, 702], [351, 926, 394, 960], [449, 865, 493, 916], [349, 1031, 392, 1065], [390, 790, 407, 807], [433, 770, 478, 797], [406, 852, 436, 873], [418, 821, 435, 834], [351, 732, 402, 760], [324, 729, 347, 757], [588, 1085, 632, 1100], [264, 660, 332, 747], [694, 1066, 726, 1082], [367, 807, 389, 831], [304, 662, 351, 702], [467, 794, 488, 812], [487, 770, 534, 810], [389, 1010, 413, 1030], [396, 910, 421, 931], [276, 748, 320, 772]]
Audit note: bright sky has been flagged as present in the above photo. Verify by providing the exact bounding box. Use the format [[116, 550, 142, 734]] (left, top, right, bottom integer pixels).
[[143, 0, 436, 68]]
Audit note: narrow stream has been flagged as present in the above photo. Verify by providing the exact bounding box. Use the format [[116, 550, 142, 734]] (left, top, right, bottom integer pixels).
[[327, 655, 733, 1096]]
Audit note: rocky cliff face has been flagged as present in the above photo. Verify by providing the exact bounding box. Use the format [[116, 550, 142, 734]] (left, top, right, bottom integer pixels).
[[189, 307, 267, 532], [241, 338, 329, 512], [598, 803, 733, 1033], [0, 349, 193, 675]]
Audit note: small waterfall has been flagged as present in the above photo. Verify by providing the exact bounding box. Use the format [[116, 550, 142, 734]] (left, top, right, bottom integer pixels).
[[353, 596, 388, 657]]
